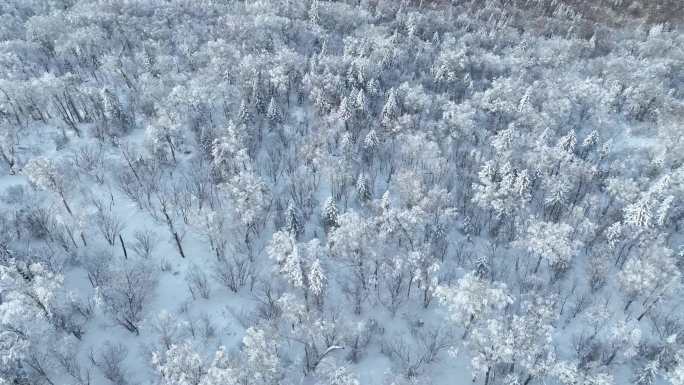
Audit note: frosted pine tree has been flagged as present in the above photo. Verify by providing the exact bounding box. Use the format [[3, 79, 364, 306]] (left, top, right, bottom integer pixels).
[[355, 88, 367, 112], [0, 121, 18, 174], [284, 201, 303, 238], [634, 360, 658, 385], [381, 190, 391, 211], [356, 173, 371, 202], [363, 129, 378, 150], [322, 197, 339, 229], [338, 96, 352, 123], [267, 97, 282, 125], [515, 169, 532, 203], [557, 130, 577, 154], [624, 198, 653, 228], [238, 99, 252, 125], [362, 129, 379, 164], [308, 0, 320, 26], [381, 88, 399, 127], [308, 258, 326, 299], [101, 87, 131, 135], [668, 351, 684, 385], [251, 74, 265, 114]]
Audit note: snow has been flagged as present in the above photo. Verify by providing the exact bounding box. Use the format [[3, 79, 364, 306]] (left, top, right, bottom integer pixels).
[[1, 1, 683, 385]]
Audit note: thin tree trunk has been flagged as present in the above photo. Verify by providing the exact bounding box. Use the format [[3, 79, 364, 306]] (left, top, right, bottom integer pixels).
[[173, 231, 186, 258], [165, 135, 176, 163], [533, 255, 543, 274], [59, 191, 74, 216], [161, 201, 186, 258], [119, 234, 128, 259]]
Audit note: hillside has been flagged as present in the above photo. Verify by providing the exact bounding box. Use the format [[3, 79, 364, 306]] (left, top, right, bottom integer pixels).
[[0, 1, 683, 385]]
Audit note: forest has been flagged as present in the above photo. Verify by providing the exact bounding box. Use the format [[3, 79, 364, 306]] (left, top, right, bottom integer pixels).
[[0, 0, 683, 384]]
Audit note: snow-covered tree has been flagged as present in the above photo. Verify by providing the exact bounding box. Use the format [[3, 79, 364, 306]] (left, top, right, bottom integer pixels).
[[145, 112, 184, 163], [211, 121, 250, 178], [435, 272, 512, 334], [322, 197, 339, 229], [668, 350, 684, 385], [24, 156, 76, 215], [0, 262, 67, 384], [469, 318, 515, 385], [242, 327, 281, 385], [153, 342, 205, 385], [284, 201, 303, 238], [356, 173, 371, 203], [618, 239, 681, 319], [224, 168, 270, 233], [268, 230, 303, 288], [0, 121, 19, 174], [516, 219, 580, 274], [382, 88, 400, 128], [201, 347, 238, 385], [99, 262, 157, 335], [267, 97, 283, 125]]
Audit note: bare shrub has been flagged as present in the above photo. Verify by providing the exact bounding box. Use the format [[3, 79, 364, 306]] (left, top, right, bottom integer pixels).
[[186, 265, 211, 300], [90, 341, 129, 385], [131, 229, 158, 259], [213, 254, 253, 293]]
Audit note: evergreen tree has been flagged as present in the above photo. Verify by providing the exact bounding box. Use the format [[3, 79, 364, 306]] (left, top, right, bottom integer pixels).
[[382, 88, 399, 127], [267, 97, 283, 125], [322, 197, 339, 229], [356, 173, 371, 202], [284, 201, 303, 238], [238, 99, 253, 125]]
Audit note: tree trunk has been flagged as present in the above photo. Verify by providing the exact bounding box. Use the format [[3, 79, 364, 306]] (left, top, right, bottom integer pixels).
[[484, 366, 491, 385], [533, 255, 543, 274], [173, 231, 186, 258], [119, 234, 128, 260], [161, 202, 186, 258], [59, 191, 74, 216], [165, 134, 177, 163]]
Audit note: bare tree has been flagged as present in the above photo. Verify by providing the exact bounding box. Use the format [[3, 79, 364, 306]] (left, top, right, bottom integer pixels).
[[213, 253, 253, 293], [90, 342, 129, 385], [131, 229, 159, 259], [83, 250, 113, 289], [100, 262, 157, 335], [54, 343, 92, 385], [92, 198, 126, 246], [186, 265, 211, 300], [73, 144, 105, 184], [381, 326, 452, 379]]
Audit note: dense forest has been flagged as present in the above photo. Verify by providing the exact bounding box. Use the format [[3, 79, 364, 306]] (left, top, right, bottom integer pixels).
[[0, 0, 683, 384]]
